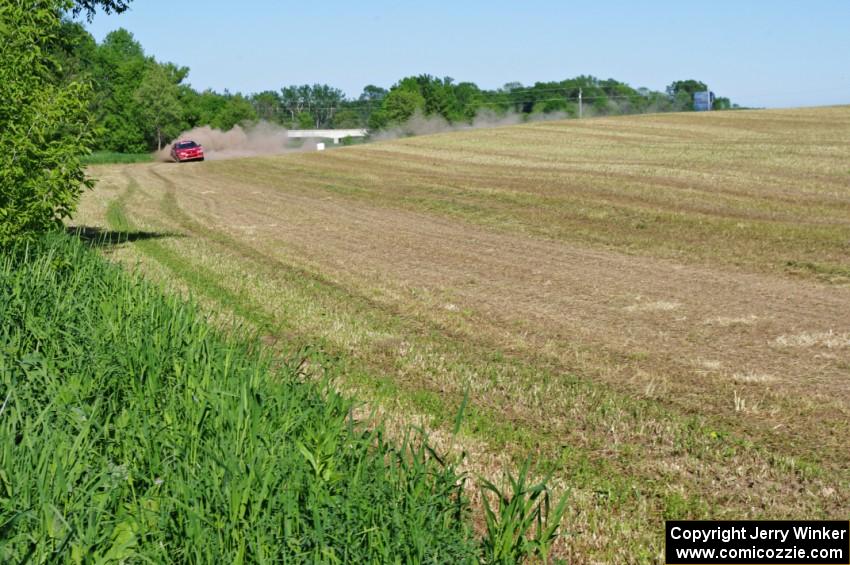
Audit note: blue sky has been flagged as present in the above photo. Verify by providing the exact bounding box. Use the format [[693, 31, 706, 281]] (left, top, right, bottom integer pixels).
[[82, 0, 850, 108]]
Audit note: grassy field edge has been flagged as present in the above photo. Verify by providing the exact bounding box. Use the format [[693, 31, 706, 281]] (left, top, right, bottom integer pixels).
[[0, 233, 488, 562]]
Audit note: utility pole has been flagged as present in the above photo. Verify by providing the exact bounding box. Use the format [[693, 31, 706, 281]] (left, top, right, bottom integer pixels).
[[578, 88, 583, 119]]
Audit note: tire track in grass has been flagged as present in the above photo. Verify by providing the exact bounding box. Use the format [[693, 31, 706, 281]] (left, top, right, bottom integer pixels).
[[106, 177, 280, 336]]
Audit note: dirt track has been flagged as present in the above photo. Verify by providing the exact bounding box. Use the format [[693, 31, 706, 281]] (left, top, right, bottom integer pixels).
[[129, 155, 850, 429]]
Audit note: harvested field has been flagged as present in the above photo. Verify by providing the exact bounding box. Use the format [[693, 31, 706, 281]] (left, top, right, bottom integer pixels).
[[75, 107, 850, 561]]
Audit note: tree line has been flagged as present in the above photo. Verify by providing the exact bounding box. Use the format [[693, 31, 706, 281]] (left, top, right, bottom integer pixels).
[[51, 20, 735, 154]]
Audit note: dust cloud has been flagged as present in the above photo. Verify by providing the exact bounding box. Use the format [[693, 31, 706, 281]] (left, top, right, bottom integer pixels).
[[158, 121, 314, 161], [159, 110, 572, 161], [372, 109, 569, 141]]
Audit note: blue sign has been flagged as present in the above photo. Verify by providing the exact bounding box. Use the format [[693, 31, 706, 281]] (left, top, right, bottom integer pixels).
[[694, 91, 713, 111]]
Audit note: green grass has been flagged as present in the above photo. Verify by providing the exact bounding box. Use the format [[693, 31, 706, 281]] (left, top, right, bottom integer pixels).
[[81, 151, 154, 165], [0, 234, 484, 562]]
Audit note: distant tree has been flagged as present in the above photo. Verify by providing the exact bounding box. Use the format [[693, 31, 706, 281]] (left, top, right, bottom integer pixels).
[[309, 84, 345, 128], [382, 75, 470, 123], [187, 89, 228, 127], [251, 90, 283, 123], [382, 89, 425, 124], [134, 64, 183, 150], [671, 90, 692, 111], [367, 108, 389, 130], [353, 85, 387, 127], [278, 84, 344, 128], [666, 79, 709, 98], [212, 93, 257, 130], [666, 79, 709, 110], [332, 109, 361, 128], [416, 75, 456, 119], [359, 85, 388, 103], [160, 61, 190, 84], [453, 82, 483, 121], [97, 27, 144, 59], [296, 111, 314, 129], [90, 29, 148, 151], [1, 0, 94, 246], [280, 85, 311, 124], [713, 96, 732, 110], [497, 81, 536, 113]]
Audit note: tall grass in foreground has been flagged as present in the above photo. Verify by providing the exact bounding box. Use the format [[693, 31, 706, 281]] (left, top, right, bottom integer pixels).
[[0, 234, 478, 562]]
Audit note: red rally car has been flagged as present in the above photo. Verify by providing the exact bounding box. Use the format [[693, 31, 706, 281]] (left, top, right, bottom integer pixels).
[[170, 140, 205, 162]]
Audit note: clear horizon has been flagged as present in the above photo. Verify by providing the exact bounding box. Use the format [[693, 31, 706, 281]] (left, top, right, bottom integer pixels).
[[82, 0, 850, 109]]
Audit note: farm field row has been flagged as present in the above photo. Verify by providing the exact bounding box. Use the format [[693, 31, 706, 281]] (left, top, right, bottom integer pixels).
[[76, 106, 850, 560]]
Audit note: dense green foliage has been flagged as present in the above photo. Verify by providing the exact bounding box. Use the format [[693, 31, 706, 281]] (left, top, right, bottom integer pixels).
[[0, 0, 94, 247], [667, 79, 732, 110], [0, 234, 480, 562], [48, 23, 261, 153]]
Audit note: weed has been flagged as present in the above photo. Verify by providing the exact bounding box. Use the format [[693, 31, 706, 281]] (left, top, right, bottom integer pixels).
[[479, 460, 569, 563]]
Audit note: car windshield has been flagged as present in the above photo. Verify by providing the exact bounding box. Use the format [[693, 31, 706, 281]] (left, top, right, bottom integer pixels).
[[176, 141, 197, 149]]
